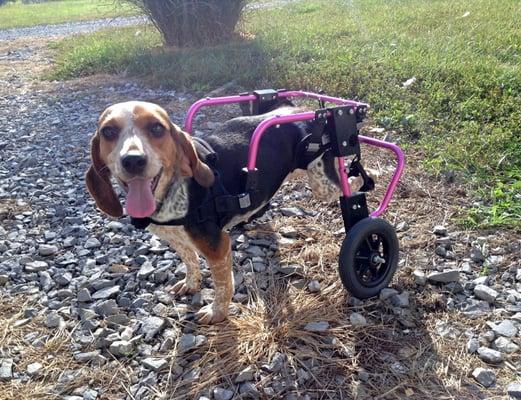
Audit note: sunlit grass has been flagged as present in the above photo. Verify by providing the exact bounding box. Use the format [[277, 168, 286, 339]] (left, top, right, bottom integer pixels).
[[0, 0, 138, 29]]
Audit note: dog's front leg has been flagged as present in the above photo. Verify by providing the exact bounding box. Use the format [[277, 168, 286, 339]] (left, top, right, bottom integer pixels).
[[189, 230, 233, 324], [149, 226, 201, 295]]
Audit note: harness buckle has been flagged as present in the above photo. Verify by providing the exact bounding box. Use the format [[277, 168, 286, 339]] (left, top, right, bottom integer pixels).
[[307, 143, 321, 152], [238, 193, 251, 209]]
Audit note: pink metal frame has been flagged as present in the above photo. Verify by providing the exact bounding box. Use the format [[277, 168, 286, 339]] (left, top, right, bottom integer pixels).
[[183, 90, 405, 218]]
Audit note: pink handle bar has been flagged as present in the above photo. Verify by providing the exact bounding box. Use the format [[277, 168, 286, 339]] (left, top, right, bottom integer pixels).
[[183, 91, 404, 217], [183, 90, 368, 134], [246, 112, 405, 217]]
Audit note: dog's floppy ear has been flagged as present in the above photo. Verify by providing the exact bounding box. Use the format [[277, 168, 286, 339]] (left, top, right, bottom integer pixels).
[[172, 124, 215, 188], [85, 134, 123, 218]]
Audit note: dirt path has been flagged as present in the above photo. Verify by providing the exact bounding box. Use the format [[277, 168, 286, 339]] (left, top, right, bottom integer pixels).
[[0, 26, 520, 400]]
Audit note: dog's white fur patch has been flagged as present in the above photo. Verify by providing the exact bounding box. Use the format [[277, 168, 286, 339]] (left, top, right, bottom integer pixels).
[[306, 155, 340, 202], [152, 178, 190, 222]]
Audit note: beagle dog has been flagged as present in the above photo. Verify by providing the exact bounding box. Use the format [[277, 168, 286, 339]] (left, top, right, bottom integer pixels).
[[86, 101, 369, 324]]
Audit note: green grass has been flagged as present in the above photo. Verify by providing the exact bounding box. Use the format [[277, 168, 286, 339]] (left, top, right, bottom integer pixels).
[[0, 0, 137, 29], [49, 0, 521, 229]]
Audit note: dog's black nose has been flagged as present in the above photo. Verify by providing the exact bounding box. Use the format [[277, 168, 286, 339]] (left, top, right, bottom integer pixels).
[[121, 153, 147, 175]]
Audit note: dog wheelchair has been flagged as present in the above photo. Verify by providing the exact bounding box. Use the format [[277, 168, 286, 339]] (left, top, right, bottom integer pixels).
[[183, 89, 405, 299]]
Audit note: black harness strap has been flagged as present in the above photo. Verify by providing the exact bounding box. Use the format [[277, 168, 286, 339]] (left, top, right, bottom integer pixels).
[[130, 138, 250, 230]]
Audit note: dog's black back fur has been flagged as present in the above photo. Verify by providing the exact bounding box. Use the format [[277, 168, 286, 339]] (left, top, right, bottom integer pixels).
[[182, 106, 336, 248]]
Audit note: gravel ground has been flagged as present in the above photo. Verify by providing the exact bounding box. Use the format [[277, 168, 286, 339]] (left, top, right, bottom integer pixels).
[[0, 16, 148, 41], [1, 21, 521, 400]]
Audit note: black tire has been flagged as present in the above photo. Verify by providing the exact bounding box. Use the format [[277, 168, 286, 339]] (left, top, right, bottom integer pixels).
[[338, 218, 399, 299]]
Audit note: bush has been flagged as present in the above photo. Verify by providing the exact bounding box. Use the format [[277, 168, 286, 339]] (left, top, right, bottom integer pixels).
[[0, 0, 15, 6], [126, 0, 246, 47]]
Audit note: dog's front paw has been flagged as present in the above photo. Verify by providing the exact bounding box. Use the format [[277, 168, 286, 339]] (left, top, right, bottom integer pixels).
[[169, 279, 200, 296], [196, 303, 228, 324]]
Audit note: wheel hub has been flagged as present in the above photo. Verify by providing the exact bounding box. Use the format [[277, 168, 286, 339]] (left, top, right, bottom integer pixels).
[[370, 253, 386, 266]]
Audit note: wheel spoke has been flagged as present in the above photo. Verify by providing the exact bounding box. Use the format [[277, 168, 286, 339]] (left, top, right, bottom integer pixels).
[[357, 263, 370, 281]]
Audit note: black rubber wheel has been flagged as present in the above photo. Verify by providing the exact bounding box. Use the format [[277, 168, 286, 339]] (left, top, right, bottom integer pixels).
[[338, 218, 399, 299]]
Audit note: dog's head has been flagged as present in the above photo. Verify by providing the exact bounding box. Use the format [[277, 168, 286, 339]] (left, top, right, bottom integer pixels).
[[86, 101, 214, 219]]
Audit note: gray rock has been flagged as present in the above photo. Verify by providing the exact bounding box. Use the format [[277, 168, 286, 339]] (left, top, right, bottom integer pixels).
[[480, 330, 496, 344], [56, 289, 74, 298], [433, 225, 447, 236], [178, 333, 205, 352], [45, 311, 64, 328], [474, 284, 498, 303], [507, 382, 521, 398], [235, 366, 255, 383], [84, 238, 101, 249], [252, 262, 266, 273], [137, 261, 154, 279], [349, 313, 367, 326], [477, 347, 504, 364], [471, 367, 496, 387], [280, 226, 298, 238], [427, 270, 459, 283], [91, 286, 120, 300], [493, 337, 519, 353], [74, 351, 102, 363], [213, 387, 234, 400], [435, 322, 460, 339], [77, 288, 92, 302], [106, 314, 130, 327], [0, 359, 13, 381], [83, 389, 98, 400], [490, 320, 517, 338], [109, 340, 134, 356], [141, 357, 168, 371], [460, 262, 473, 274], [262, 352, 285, 373], [54, 272, 72, 285], [280, 207, 304, 217], [461, 299, 491, 318], [470, 247, 485, 262], [140, 316, 165, 340], [239, 382, 261, 398], [435, 245, 447, 257], [26, 362, 43, 376], [39, 244, 59, 256], [307, 280, 321, 293], [412, 270, 427, 285], [96, 299, 119, 316], [379, 288, 399, 300], [467, 337, 479, 353], [0, 275, 9, 285], [391, 292, 410, 307], [179, 334, 197, 353], [304, 321, 329, 332], [25, 260, 49, 272], [107, 221, 124, 231]]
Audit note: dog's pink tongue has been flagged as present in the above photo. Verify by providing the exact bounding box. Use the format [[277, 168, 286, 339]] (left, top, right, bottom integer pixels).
[[125, 178, 156, 218]]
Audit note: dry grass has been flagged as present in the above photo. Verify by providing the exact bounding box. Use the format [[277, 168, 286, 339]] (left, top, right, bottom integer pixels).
[[0, 295, 132, 400]]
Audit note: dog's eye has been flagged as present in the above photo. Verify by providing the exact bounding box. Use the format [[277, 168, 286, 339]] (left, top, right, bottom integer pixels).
[[150, 123, 166, 138], [100, 126, 119, 141]]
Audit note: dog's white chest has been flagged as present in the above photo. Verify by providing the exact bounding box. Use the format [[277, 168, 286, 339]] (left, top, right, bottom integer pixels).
[[152, 179, 189, 222]]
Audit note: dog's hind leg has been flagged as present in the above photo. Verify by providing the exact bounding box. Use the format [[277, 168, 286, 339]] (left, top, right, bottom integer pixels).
[[149, 225, 201, 295]]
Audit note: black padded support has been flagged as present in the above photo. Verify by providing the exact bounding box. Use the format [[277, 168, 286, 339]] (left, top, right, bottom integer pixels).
[[340, 192, 369, 231], [326, 106, 360, 157]]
